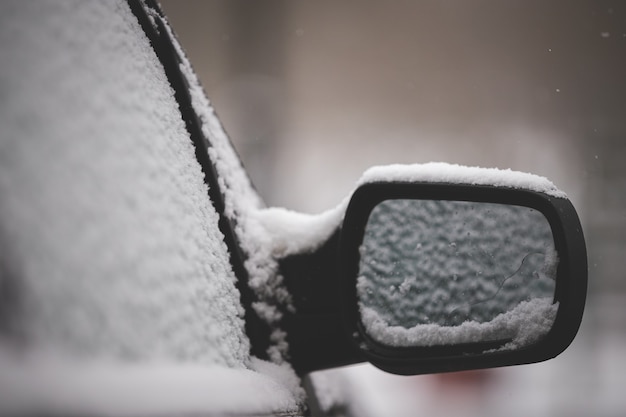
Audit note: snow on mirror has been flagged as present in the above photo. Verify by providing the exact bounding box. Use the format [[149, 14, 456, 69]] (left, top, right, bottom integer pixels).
[[357, 199, 559, 350]]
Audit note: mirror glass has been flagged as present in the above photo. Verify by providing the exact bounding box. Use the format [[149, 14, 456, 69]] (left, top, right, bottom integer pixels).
[[357, 199, 559, 351]]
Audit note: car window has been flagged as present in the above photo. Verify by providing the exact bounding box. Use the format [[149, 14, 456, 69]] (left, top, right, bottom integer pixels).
[[0, 1, 303, 415], [0, 0, 250, 365]]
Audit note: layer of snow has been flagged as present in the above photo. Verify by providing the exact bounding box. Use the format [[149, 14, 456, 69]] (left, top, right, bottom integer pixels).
[[0, 1, 305, 415], [0, 348, 299, 417], [0, 0, 249, 367], [358, 163, 568, 198], [361, 298, 558, 349], [252, 204, 347, 258]]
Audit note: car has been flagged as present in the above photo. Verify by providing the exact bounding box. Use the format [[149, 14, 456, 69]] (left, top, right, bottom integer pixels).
[[0, 1, 587, 416]]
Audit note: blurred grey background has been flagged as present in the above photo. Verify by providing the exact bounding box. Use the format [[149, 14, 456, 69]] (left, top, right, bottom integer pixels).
[[160, 1, 625, 415]]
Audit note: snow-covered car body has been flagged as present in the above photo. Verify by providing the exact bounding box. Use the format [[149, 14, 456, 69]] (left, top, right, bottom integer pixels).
[[0, 0, 303, 415], [0, 0, 587, 415]]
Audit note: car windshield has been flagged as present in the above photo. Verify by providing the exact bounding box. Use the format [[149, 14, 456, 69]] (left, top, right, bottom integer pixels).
[[0, 2, 302, 415]]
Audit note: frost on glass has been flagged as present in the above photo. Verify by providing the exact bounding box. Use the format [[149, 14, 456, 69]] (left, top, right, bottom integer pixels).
[[357, 199, 559, 349]]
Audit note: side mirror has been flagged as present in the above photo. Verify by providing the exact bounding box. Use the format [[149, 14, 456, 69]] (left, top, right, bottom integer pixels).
[[340, 170, 587, 375]]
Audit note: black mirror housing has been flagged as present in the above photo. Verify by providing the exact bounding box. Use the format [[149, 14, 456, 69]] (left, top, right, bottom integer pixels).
[[340, 180, 587, 375]]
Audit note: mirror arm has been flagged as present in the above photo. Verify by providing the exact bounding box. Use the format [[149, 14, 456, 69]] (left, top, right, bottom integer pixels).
[[281, 230, 364, 374]]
